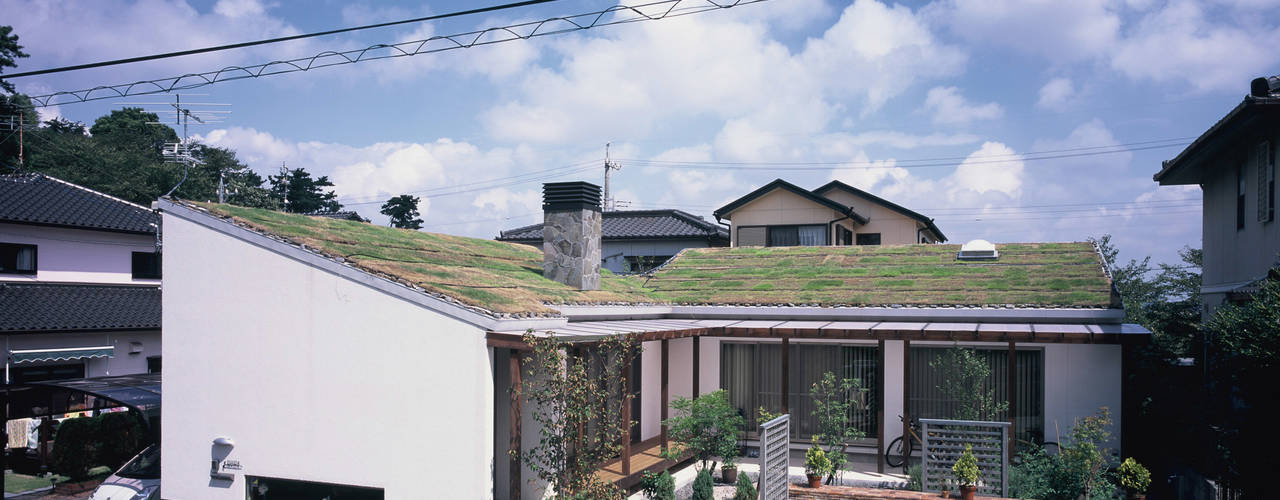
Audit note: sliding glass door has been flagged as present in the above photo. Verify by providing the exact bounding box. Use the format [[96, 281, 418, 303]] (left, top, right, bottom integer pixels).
[[907, 346, 1044, 444], [721, 342, 879, 442]]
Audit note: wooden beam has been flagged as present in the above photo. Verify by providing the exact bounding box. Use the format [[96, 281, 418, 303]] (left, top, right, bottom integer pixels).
[[509, 350, 523, 500], [622, 354, 632, 477], [1008, 341, 1017, 463], [692, 336, 700, 398], [902, 338, 911, 463], [661, 339, 670, 449], [781, 337, 790, 415], [877, 339, 886, 474]]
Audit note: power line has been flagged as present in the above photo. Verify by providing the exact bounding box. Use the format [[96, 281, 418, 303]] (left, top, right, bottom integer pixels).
[[335, 159, 601, 206], [25, 0, 772, 107], [3, 0, 559, 79]]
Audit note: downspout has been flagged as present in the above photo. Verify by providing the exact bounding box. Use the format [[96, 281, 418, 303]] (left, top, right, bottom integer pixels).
[[827, 213, 852, 245]]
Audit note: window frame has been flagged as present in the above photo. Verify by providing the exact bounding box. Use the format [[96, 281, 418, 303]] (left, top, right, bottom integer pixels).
[[131, 251, 162, 280], [0, 242, 38, 275], [766, 224, 827, 247]]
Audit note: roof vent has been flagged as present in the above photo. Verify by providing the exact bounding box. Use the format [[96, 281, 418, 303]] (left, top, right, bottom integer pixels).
[[958, 239, 998, 261]]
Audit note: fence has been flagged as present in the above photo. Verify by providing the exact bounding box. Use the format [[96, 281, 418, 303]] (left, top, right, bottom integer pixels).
[[919, 418, 1010, 497], [758, 414, 790, 500]]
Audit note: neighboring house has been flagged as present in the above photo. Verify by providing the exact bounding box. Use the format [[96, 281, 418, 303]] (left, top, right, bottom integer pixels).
[[1155, 76, 1280, 314], [713, 179, 945, 247], [157, 181, 1144, 500], [497, 209, 729, 273], [0, 173, 162, 384]]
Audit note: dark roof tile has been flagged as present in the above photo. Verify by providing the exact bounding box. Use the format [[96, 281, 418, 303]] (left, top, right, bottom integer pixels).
[[498, 209, 728, 242], [0, 283, 161, 333], [0, 174, 158, 234]]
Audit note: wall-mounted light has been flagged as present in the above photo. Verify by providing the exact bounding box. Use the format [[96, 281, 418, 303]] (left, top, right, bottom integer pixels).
[[213, 437, 235, 447]]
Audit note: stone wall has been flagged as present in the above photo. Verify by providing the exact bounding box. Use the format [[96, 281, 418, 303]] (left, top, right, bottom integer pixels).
[[542, 208, 602, 290]]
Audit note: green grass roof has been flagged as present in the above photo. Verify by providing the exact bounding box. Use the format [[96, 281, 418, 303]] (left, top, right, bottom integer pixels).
[[194, 203, 1115, 316]]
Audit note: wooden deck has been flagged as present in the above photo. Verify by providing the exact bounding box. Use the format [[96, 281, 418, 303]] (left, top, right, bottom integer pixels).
[[595, 437, 690, 490]]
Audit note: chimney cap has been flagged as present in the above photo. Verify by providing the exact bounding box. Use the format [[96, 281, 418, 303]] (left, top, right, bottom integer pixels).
[[543, 181, 602, 213]]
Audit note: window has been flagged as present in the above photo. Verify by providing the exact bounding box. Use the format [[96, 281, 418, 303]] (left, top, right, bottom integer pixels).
[[1259, 141, 1275, 223], [856, 233, 882, 246], [0, 243, 37, 275], [10, 363, 85, 384], [147, 356, 162, 374], [738, 226, 766, 246], [907, 347, 1044, 445], [767, 225, 827, 247], [132, 252, 162, 279], [623, 255, 672, 273], [247, 476, 384, 500], [721, 343, 879, 441], [1238, 162, 1247, 230], [835, 226, 853, 246]]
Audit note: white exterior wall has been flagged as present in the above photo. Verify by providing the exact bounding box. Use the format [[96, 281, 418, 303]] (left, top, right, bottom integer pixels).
[[0, 222, 158, 284], [3, 330, 161, 381], [160, 213, 493, 499], [640, 340, 661, 440]]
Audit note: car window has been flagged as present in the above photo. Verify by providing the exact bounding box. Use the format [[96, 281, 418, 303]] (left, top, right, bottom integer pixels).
[[115, 446, 160, 479]]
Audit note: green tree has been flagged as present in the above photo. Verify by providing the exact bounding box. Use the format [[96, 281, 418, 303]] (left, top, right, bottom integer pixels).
[[380, 194, 424, 229], [1009, 408, 1117, 500], [268, 167, 341, 213], [0, 25, 29, 93], [809, 371, 865, 484], [930, 346, 1007, 421], [514, 332, 638, 499], [89, 108, 179, 154], [662, 389, 743, 472]]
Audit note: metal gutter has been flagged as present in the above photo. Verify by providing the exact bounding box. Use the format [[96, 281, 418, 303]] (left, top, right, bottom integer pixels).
[[554, 304, 1127, 324]]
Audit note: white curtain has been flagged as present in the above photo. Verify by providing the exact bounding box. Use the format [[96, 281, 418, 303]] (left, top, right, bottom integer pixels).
[[797, 225, 826, 246], [15, 247, 34, 271]]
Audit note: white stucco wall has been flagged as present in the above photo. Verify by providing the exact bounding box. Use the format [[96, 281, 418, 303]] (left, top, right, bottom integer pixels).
[[0, 223, 158, 284], [3, 330, 161, 382], [160, 213, 493, 499]]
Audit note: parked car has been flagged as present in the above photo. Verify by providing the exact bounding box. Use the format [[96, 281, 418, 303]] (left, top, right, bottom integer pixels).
[[89, 445, 160, 500]]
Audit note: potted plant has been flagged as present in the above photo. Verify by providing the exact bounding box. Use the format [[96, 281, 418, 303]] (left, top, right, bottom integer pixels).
[[952, 444, 980, 500], [939, 478, 951, 499], [721, 454, 739, 484], [1118, 457, 1151, 500], [804, 444, 831, 488]]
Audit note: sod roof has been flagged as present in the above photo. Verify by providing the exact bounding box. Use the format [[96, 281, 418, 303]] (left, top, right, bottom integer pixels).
[[190, 203, 1116, 316]]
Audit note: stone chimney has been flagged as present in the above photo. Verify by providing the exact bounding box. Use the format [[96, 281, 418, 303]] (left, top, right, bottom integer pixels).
[[541, 181, 602, 290]]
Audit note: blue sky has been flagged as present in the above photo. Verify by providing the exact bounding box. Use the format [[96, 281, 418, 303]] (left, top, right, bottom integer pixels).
[[6, 0, 1279, 267]]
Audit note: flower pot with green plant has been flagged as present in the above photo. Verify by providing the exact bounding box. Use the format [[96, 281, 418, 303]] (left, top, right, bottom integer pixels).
[[1118, 457, 1151, 500], [805, 444, 831, 488], [952, 444, 981, 500]]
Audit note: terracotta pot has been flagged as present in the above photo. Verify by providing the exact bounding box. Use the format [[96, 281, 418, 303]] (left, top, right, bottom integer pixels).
[[940, 489, 951, 499], [722, 465, 738, 484], [959, 484, 977, 500], [806, 473, 823, 488]]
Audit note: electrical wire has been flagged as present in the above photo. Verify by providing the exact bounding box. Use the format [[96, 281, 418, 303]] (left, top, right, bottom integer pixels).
[[336, 160, 601, 206], [25, 0, 772, 107], [3, 0, 558, 79]]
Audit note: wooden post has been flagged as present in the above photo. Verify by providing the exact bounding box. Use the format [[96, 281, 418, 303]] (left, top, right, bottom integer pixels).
[[878, 339, 886, 474], [1008, 341, 1017, 463], [692, 336, 700, 398], [781, 337, 790, 415], [661, 338, 670, 449], [902, 339, 911, 462], [509, 350, 523, 500], [622, 354, 632, 477]]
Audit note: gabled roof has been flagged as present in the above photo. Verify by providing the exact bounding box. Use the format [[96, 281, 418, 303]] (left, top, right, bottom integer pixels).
[[0, 283, 161, 333], [712, 178, 868, 224], [1156, 78, 1280, 185], [813, 180, 948, 242], [0, 173, 158, 234], [310, 211, 369, 223], [497, 209, 729, 243]]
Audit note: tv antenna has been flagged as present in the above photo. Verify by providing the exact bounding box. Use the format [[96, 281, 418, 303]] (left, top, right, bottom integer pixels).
[[603, 142, 622, 211], [123, 94, 231, 200]]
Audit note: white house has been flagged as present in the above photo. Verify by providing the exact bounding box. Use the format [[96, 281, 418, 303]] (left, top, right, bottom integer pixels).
[[158, 182, 1146, 500], [0, 173, 162, 384]]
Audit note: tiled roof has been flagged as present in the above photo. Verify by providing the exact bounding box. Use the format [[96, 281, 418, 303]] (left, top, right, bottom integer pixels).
[[310, 211, 369, 223], [712, 178, 869, 224], [0, 283, 161, 333], [0, 174, 158, 234], [497, 210, 729, 242], [813, 180, 948, 242]]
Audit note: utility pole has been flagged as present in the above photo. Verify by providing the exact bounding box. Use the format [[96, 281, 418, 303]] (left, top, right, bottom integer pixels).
[[603, 143, 622, 211], [278, 161, 290, 210], [17, 112, 23, 172]]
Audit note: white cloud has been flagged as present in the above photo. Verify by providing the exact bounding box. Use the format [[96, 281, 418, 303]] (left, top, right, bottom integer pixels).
[[922, 86, 1004, 125], [947, 141, 1024, 198], [1036, 78, 1076, 111], [928, 0, 1120, 61], [213, 0, 266, 18]]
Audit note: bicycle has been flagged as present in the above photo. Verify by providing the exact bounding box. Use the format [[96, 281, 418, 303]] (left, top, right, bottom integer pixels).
[[884, 415, 921, 468]]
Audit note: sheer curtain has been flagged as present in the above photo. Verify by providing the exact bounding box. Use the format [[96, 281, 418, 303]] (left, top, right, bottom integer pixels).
[[797, 225, 826, 246], [907, 347, 1044, 442], [15, 247, 34, 271]]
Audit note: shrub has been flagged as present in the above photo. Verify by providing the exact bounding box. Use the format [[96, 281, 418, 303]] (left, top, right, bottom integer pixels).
[[663, 389, 743, 471], [734, 471, 757, 500], [692, 468, 715, 500], [51, 417, 100, 480], [97, 412, 145, 470], [1008, 408, 1118, 500], [804, 444, 831, 477], [809, 371, 865, 483], [906, 465, 922, 491], [953, 444, 980, 486], [1118, 458, 1151, 494], [639, 471, 676, 500]]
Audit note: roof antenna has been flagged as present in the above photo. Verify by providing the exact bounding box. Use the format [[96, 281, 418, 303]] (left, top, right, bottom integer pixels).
[[124, 94, 231, 199], [603, 142, 622, 212]]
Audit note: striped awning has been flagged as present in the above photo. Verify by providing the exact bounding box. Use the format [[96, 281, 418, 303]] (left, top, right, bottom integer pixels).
[[10, 346, 114, 364]]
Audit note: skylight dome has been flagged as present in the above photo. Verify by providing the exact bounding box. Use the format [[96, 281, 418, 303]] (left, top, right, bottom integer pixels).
[[958, 239, 999, 261]]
